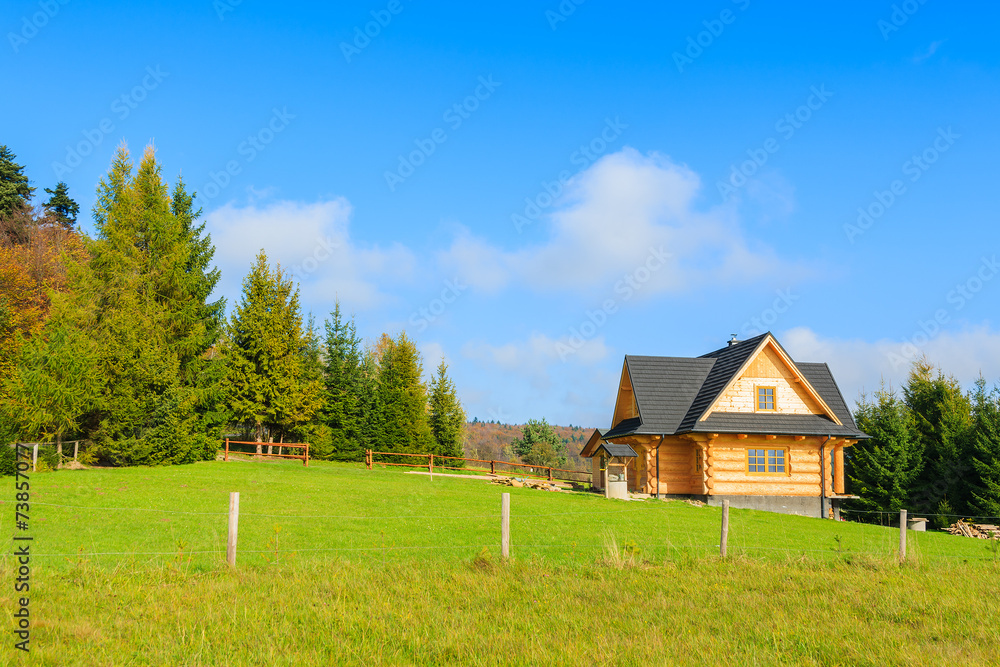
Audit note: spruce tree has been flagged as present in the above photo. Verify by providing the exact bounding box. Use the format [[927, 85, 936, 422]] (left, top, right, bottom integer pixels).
[[221, 251, 321, 448], [847, 385, 924, 516], [42, 182, 79, 228], [371, 332, 434, 454], [903, 360, 974, 514], [428, 359, 466, 459], [322, 302, 365, 461], [0, 145, 34, 217], [968, 378, 1000, 516]]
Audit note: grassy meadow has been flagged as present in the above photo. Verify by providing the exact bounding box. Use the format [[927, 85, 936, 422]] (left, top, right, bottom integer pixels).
[[2, 459, 999, 665]]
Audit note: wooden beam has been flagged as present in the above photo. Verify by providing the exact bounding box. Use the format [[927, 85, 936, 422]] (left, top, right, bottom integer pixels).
[[794, 435, 805, 441], [765, 434, 777, 440], [736, 434, 747, 440]]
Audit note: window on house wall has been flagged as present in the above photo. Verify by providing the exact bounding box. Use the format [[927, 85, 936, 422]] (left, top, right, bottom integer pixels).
[[747, 448, 786, 473], [756, 386, 776, 411]]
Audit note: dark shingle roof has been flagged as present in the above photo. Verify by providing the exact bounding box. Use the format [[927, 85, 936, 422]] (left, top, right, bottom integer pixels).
[[598, 333, 869, 442], [595, 443, 637, 458], [676, 333, 769, 432], [627, 356, 716, 434], [796, 362, 858, 429]]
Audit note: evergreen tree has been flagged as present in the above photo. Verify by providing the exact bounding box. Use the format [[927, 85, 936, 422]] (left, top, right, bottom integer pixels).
[[42, 182, 79, 228], [0, 145, 34, 217], [968, 378, 1000, 516], [82, 144, 225, 464], [512, 418, 567, 468], [370, 332, 434, 454], [221, 251, 321, 448], [903, 360, 974, 514], [1, 285, 101, 450], [428, 359, 465, 458], [847, 385, 923, 516], [322, 302, 365, 461], [291, 314, 333, 458]]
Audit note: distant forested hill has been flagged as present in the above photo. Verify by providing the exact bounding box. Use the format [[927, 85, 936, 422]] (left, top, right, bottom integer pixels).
[[463, 421, 595, 471]]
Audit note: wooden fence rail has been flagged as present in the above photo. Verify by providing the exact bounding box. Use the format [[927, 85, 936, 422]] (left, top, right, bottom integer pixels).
[[365, 449, 590, 484], [224, 439, 309, 466]]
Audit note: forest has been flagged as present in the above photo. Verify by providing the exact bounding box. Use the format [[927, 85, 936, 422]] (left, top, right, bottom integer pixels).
[[0, 143, 464, 469]]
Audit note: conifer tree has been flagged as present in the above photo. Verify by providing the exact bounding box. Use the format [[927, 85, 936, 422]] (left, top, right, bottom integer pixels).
[[42, 182, 79, 228], [0, 145, 34, 217], [81, 144, 225, 464], [968, 378, 1000, 516], [322, 302, 365, 461], [221, 251, 321, 449], [847, 385, 924, 515], [512, 418, 566, 468], [903, 360, 974, 514], [428, 359, 465, 458], [371, 332, 434, 454]]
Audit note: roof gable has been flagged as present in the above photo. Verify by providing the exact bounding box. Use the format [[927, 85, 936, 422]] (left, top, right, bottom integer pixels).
[[676, 333, 769, 432], [602, 332, 868, 441]]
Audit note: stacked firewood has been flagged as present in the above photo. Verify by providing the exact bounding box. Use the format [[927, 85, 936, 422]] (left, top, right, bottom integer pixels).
[[947, 519, 1000, 539]]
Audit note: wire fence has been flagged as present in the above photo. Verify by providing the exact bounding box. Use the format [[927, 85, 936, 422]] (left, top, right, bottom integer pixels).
[[2, 492, 998, 567]]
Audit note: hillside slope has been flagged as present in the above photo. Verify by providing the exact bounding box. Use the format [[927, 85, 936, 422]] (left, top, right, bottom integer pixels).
[[463, 421, 595, 470]]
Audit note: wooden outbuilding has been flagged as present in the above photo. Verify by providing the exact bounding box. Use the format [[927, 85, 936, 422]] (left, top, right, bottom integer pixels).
[[581, 332, 869, 518]]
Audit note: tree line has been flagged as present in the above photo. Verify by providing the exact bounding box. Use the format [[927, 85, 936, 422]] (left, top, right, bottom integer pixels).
[[848, 360, 1000, 520], [0, 143, 465, 471]]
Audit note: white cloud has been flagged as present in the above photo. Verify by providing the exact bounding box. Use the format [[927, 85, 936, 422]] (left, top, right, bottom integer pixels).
[[440, 147, 797, 296], [781, 325, 1000, 408], [205, 198, 415, 311]]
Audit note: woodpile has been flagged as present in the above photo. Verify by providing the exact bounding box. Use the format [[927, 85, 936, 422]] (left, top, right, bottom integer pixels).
[[947, 519, 1000, 539], [491, 477, 565, 492]]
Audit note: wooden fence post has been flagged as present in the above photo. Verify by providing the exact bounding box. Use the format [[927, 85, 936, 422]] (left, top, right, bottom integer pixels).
[[73, 441, 79, 462], [225, 438, 229, 462], [720, 499, 730, 559], [899, 509, 907, 563], [547, 467, 553, 482], [490, 460, 495, 475], [304, 442, 309, 467], [32, 444, 38, 472], [227, 492, 240, 567], [429, 454, 433, 474], [501, 492, 510, 560]]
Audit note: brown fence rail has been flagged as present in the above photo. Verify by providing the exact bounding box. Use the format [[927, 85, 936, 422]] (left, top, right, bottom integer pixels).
[[224, 439, 309, 466], [365, 449, 590, 484]]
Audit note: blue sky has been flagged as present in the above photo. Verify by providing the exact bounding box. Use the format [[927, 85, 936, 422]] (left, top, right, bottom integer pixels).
[[5, 0, 1000, 426]]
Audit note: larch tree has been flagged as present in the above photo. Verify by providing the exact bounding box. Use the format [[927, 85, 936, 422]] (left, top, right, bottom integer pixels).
[[428, 359, 465, 459], [82, 144, 224, 464]]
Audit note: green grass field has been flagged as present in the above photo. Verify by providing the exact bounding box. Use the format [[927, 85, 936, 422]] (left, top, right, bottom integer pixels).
[[2, 459, 999, 665]]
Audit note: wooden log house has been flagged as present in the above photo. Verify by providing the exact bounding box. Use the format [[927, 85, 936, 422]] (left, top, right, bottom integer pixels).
[[581, 333, 870, 518]]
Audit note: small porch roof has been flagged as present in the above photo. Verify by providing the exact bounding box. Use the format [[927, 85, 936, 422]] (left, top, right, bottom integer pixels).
[[593, 443, 637, 459]]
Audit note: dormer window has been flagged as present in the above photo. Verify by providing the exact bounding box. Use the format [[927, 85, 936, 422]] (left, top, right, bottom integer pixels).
[[757, 386, 776, 411]]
